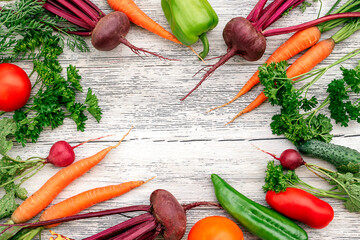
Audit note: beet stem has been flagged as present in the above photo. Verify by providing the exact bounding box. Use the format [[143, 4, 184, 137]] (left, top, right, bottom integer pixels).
[[68, 0, 101, 22], [56, 0, 97, 29], [82, 0, 105, 16], [253, 0, 286, 31], [182, 201, 222, 211], [180, 47, 237, 101], [43, 2, 92, 30], [0, 206, 150, 229], [83, 213, 155, 240], [263, 12, 360, 36], [136, 224, 162, 240], [247, 0, 268, 22], [261, 0, 305, 30], [112, 219, 157, 240]]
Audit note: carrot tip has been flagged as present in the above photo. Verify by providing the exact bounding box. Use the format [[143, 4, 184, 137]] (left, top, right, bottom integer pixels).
[[112, 126, 134, 148], [144, 176, 156, 184]]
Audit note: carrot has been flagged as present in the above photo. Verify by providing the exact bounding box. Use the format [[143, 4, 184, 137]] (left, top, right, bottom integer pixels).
[[208, 26, 322, 112], [226, 38, 336, 124], [40, 177, 154, 228], [11, 127, 133, 224], [107, 0, 181, 45]]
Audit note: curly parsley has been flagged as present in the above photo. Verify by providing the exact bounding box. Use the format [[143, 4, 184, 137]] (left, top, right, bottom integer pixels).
[[258, 50, 360, 145], [0, 0, 102, 145]]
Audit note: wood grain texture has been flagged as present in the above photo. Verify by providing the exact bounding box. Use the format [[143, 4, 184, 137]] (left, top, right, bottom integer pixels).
[[1, 0, 360, 239]]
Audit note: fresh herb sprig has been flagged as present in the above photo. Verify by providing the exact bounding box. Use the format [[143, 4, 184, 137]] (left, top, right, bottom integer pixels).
[[0, 0, 102, 145], [264, 161, 360, 212], [259, 49, 360, 145]]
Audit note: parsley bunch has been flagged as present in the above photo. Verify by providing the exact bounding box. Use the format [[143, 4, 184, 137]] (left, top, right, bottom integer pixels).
[[264, 161, 360, 212], [259, 49, 360, 145], [0, 0, 102, 145]]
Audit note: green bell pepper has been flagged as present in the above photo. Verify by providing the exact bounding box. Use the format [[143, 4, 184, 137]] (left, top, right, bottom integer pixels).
[[211, 174, 308, 240], [161, 0, 218, 59]]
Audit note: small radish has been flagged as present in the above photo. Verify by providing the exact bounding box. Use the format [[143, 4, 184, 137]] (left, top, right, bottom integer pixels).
[[46, 135, 111, 167], [256, 146, 306, 170], [2, 135, 111, 189]]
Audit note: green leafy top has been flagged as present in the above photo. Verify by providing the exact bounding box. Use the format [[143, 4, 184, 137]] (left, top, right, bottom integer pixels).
[[258, 51, 360, 145]]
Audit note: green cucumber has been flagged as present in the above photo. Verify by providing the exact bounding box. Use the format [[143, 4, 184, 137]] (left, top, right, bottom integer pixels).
[[297, 140, 360, 173]]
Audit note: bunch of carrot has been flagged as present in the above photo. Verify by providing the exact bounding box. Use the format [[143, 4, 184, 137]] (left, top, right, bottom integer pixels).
[[4, 127, 153, 239], [209, 0, 360, 124]]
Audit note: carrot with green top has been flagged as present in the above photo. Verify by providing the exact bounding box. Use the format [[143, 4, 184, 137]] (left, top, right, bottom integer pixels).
[[226, 17, 360, 124], [209, 0, 359, 112], [11, 127, 133, 224], [107, 0, 182, 44]]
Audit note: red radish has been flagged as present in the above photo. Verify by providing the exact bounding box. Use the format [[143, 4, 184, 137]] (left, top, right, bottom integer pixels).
[[43, 0, 171, 59], [46, 135, 111, 167], [180, 0, 360, 100], [1, 135, 111, 190], [256, 146, 306, 170], [1, 189, 220, 240]]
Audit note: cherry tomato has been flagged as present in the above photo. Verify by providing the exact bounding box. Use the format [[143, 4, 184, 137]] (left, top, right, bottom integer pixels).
[[188, 216, 244, 240], [0, 63, 31, 112], [266, 187, 334, 229]]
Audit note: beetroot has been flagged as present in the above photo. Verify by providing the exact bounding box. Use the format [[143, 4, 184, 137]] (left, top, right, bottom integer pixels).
[[0, 189, 220, 240], [223, 17, 266, 62], [150, 189, 187, 240], [43, 0, 170, 59], [180, 0, 360, 100]]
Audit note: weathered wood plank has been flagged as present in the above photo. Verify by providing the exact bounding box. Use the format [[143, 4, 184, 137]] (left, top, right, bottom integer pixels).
[[1, 0, 360, 239]]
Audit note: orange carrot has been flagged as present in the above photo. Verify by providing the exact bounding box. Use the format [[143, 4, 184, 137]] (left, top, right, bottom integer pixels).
[[226, 38, 335, 124], [40, 177, 154, 228], [209, 26, 321, 112], [11, 127, 133, 224], [107, 0, 181, 44]]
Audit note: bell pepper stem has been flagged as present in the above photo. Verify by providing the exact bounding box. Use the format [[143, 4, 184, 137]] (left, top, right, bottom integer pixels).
[[199, 33, 210, 60]]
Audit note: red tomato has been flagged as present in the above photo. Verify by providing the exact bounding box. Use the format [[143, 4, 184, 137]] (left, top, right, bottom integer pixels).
[[0, 63, 31, 112], [266, 187, 334, 229], [188, 216, 244, 240]]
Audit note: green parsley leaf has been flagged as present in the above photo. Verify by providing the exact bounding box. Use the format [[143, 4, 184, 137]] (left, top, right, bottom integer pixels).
[[85, 88, 102, 123], [0, 119, 17, 155]]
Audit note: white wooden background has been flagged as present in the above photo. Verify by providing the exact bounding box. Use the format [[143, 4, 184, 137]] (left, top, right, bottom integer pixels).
[[2, 0, 360, 239]]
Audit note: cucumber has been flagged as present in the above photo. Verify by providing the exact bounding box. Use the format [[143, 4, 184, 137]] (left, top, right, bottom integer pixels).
[[297, 139, 360, 173]]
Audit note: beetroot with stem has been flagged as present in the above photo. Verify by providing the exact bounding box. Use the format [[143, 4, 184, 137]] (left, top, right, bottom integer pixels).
[[0, 189, 221, 240], [181, 0, 360, 100], [42, 0, 171, 59]]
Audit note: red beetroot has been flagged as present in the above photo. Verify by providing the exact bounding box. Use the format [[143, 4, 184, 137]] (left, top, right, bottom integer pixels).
[[43, 0, 170, 59], [180, 0, 360, 100], [0, 189, 220, 240]]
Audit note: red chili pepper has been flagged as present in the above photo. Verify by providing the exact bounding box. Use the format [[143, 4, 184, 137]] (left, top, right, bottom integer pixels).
[[266, 187, 334, 229]]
